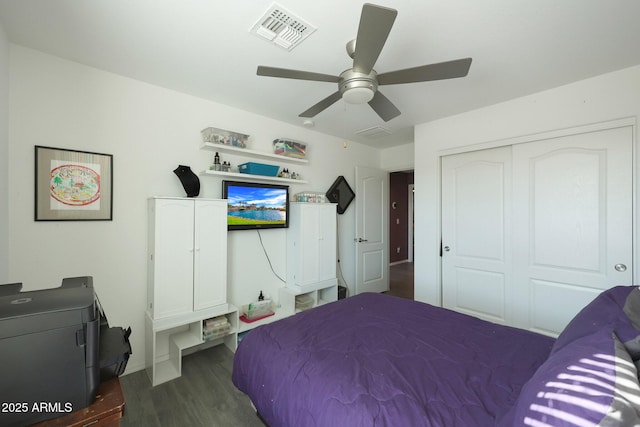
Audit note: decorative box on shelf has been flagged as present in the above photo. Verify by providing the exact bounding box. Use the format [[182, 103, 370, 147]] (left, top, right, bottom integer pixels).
[[201, 127, 248, 148], [202, 315, 231, 341], [273, 139, 307, 159], [238, 162, 279, 177], [240, 299, 274, 322], [295, 294, 314, 311], [294, 192, 327, 203]]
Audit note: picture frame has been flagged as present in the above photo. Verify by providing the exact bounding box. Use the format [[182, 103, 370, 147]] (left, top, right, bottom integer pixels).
[[34, 145, 113, 221]]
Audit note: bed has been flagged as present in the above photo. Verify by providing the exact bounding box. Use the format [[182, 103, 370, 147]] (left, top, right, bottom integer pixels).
[[232, 287, 640, 426]]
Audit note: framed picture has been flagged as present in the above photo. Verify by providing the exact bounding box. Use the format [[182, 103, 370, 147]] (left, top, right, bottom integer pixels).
[[34, 145, 113, 221]]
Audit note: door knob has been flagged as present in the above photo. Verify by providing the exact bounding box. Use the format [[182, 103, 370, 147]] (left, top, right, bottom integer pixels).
[[614, 263, 627, 272], [443, 246, 450, 252]]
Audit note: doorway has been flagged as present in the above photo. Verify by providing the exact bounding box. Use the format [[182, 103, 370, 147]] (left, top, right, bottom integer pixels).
[[389, 170, 414, 299]]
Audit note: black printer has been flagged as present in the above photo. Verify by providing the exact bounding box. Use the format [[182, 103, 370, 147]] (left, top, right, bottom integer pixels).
[[0, 276, 129, 426]]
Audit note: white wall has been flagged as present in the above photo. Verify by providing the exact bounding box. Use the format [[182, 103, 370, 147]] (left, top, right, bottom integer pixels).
[[0, 24, 8, 283], [414, 65, 640, 305], [7, 45, 381, 372], [381, 142, 414, 172]]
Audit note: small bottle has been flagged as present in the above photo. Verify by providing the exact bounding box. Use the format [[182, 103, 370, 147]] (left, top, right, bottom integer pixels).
[[214, 152, 221, 171], [258, 291, 264, 301]]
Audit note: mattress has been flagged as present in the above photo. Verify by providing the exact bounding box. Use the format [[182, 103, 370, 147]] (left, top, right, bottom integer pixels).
[[232, 292, 554, 426]]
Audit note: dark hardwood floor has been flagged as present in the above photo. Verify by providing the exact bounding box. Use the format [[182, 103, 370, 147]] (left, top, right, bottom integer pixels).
[[120, 262, 414, 426], [387, 261, 414, 299], [120, 345, 264, 427]]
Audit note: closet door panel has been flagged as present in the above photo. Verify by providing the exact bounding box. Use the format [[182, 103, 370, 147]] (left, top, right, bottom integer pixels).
[[441, 146, 512, 324], [512, 125, 633, 335]]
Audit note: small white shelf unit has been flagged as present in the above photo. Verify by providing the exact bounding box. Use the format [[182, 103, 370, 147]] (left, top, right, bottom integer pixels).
[[145, 304, 239, 386], [278, 283, 338, 317], [234, 282, 337, 338]]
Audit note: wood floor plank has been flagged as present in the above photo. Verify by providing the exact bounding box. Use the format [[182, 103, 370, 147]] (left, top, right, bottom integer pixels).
[[120, 346, 264, 427]]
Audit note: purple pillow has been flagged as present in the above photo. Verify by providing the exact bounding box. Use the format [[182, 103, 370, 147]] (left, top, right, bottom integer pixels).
[[499, 330, 640, 426], [552, 286, 640, 357]]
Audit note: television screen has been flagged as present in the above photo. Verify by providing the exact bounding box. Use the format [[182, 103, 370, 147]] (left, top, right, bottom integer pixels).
[[222, 181, 289, 230]]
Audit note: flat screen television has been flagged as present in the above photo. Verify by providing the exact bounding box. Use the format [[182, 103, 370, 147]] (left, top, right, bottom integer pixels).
[[222, 180, 289, 230]]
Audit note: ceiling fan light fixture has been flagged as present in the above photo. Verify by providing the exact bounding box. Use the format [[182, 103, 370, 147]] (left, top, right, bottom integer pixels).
[[343, 86, 375, 104]]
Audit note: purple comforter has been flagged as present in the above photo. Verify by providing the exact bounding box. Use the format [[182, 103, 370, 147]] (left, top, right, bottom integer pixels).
[[232, 293, 554, 426]]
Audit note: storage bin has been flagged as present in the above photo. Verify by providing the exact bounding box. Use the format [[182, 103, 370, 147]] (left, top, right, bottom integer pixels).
[[243, 300, 274, 320], [295, 192, 327, 203], [273, 139, 307, 159], [201, 127, 248, 148], [203, 322, 231, 341], [203, 316, 230, 341], [204, 315, 227, 329], [295, 294, 314, 311], [238, 162, 279, 177]]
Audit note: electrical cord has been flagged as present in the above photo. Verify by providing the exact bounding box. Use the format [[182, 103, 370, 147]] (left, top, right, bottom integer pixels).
[[256, 229, 286, 283]]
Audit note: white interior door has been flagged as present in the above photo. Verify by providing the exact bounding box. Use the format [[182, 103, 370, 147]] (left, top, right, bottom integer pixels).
[[441, 146, 513, 324], [511, 126, 633, 335], [355, 166, 389, 294]]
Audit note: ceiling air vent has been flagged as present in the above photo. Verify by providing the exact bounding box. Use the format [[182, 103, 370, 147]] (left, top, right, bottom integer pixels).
[[355, 126, 393, 138], [250, 3, 316, 51]]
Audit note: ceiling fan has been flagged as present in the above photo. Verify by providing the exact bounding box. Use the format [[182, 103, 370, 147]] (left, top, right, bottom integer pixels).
[[256, 3, 472, 122]]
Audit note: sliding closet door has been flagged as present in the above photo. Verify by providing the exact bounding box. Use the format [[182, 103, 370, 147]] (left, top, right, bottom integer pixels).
[[441, 124, 633, 335], [511, 126, 633, 335], [441, 146, 513, 325]]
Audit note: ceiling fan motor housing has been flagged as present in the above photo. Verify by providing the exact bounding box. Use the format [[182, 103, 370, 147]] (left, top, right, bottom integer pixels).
[[339, 69, 378, 104]]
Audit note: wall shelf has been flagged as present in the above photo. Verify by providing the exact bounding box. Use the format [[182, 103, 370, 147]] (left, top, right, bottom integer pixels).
[[201, 169, 308, 184], [201, 142, 309, 164]]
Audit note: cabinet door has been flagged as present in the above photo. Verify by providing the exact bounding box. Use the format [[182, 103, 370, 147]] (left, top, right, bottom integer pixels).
[[317, 204, 337, 281], [291, 203, 337, 286], [297, 204, 321, 286], [152, 199, 195, 318], [193, 200, 227, 310]]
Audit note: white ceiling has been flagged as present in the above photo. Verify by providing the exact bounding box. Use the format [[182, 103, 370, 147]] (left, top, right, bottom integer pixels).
[[1, 0, 640, 149]]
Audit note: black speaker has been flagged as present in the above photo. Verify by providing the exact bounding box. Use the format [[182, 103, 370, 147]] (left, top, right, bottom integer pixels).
[[326, 176, 355, 214], [173, 165, 200, 197]]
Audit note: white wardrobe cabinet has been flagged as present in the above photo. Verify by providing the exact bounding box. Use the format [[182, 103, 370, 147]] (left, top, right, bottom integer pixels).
[[286, 202, 338, 293], [146, 197, 235, 386], [147, 197, 227, 319]]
